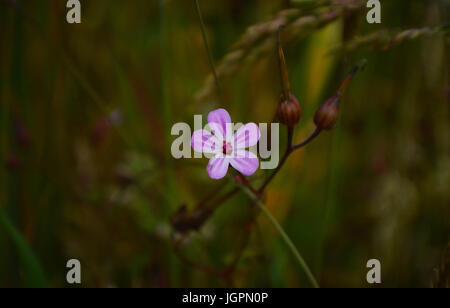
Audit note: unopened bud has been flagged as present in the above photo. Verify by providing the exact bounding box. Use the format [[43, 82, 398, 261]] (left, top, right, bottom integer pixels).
[[313, 62, 364, 131], [278, 93, 302, 128], [314, 94, 340, 130]]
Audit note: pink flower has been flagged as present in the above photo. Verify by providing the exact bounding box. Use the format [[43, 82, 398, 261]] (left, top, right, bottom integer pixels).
[[191, 109, 261, 179]]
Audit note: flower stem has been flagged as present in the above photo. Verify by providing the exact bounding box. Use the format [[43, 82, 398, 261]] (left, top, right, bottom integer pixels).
[[258, 149, 291, 193], [238, 185, 319, 288], [291, 128, 322, 150], [194, 0, 223, 104], [258, 128, 321, 192]]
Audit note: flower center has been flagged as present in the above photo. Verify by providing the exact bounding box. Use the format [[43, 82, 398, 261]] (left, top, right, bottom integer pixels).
[[222, 141, 233, 155]]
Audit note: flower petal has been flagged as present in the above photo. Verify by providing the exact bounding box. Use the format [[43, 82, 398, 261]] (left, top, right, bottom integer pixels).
[[234, 123, 260, 149], [208, 109, 231, 139], [207, 157, 230, 179], [208, 122, 226, 141], [230, 150, 259, 176], [191, 130, 220, 153]]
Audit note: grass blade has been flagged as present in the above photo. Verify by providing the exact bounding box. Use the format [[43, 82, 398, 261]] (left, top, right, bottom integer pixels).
[[0, 209, 48, 288]]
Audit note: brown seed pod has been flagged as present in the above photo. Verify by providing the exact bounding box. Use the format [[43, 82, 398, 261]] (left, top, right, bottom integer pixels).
[[278, 93, 302, 128], [314, 94, 340, 130]]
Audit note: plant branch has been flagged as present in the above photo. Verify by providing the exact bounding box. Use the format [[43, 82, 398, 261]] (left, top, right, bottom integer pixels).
[[171, 187, 239, 233], [174, 2, 362, 286], [258, 128, 322, 192], [292, 128, 322, 150], [258, 148, 291, 193]]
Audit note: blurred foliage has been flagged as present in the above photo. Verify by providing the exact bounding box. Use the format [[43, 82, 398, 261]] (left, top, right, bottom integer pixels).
[[0, 0, 449, 287]]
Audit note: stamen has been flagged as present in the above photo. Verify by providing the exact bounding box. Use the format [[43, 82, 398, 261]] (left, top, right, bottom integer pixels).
[[222, 141, 232, 155]]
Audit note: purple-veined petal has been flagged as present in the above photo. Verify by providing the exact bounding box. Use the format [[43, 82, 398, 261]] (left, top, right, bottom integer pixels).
[[208, 109, 231, 139], [208, 122, 226, 141], [230, 150, 259, 176], [207, 157, 230, 179], [233, 123, 260, 150], [191, 130, 220, 153]]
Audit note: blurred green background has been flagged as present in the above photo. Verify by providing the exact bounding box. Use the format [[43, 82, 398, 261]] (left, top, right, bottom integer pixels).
[[0, 0, 449, 288]]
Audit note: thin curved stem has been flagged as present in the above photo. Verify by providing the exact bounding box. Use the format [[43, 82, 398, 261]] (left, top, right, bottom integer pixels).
[[258, 149, 291, 193], [292, 128, 322, 150], [194, 0, 223, 104], [258, 128, 321, 192], [238, 185, 320, 288]]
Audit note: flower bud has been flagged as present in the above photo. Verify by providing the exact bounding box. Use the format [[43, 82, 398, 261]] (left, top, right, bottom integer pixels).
[[314, 94, 340, 130], [278, 93, 302, 128]]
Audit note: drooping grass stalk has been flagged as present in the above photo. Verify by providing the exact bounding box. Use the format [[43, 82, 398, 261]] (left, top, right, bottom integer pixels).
[[195, 2, 366, 104], [328, 24, 450, 55], [194, 0, 223, 105], [238, 185, 320, 288]]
